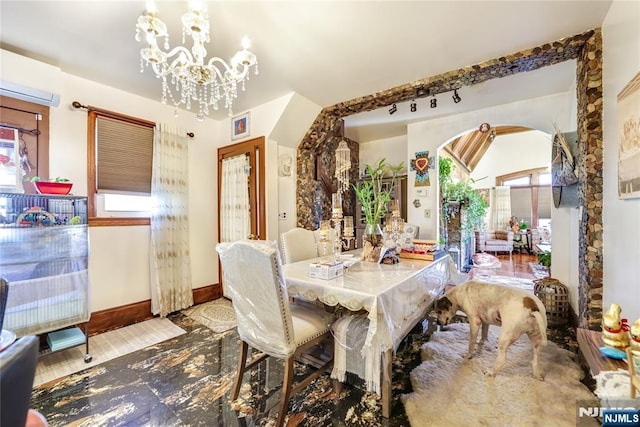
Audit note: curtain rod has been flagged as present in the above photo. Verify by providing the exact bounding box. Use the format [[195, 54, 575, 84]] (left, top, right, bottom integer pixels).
[[71, 101, 195, 138]]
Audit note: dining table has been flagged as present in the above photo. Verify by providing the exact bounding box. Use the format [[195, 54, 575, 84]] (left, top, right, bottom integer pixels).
[[282, 249, 458, 418]]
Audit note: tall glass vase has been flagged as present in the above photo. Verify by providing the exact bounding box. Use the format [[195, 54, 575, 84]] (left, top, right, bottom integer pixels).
[[361, 222, 384, 262]]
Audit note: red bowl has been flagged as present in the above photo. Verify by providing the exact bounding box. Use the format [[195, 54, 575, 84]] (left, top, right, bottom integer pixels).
[[34, 181, 73, 195]]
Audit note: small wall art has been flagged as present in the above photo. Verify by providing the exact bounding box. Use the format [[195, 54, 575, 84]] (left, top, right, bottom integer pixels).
[[617, 71, 640, 199], [231, 112, 250, 140], [410, 150, 434, 187]]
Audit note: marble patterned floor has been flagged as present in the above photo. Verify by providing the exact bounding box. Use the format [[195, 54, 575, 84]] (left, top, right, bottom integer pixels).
[[30, 312, 430, 426], [30, 255, 576, 427]]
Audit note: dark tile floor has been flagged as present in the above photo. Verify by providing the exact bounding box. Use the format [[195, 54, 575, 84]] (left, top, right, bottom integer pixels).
[[31, 312, 429, 427], [30, 255, 583, 426]]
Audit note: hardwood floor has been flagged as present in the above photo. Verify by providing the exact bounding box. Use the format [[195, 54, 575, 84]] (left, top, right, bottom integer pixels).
[[491, 252, 539, 279]]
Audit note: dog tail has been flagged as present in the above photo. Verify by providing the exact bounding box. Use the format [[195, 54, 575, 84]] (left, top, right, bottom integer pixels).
[[533, 311, 548, 346]]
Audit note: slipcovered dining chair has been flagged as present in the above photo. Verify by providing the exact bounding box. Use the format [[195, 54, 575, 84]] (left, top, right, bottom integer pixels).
[[280, 227, 318, 264], [216, 240, 334, 427]]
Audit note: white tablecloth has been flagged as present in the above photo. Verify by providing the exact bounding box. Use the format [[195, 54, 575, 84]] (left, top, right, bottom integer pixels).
[[283, 251, 458, 393]]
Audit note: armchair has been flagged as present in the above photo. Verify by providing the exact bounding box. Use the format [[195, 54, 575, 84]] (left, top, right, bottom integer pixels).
[[475, 230, 514, 257], [216, 240, 334, 427]]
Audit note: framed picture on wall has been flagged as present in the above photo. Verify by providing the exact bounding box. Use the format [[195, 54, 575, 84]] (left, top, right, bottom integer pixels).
[[617, 71, 640, 200], [231, 112, 250, 140]]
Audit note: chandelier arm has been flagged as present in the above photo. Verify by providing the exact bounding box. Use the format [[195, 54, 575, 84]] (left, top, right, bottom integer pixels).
[[205, 57, 251, 81], [136, 3, 258, 119]]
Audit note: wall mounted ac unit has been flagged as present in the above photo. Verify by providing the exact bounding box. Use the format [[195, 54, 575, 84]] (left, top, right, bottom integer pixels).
[[0, 80, 60, 107]]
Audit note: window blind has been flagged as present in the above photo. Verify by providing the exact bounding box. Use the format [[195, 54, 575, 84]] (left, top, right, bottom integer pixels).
[[96, 116, 153, 193], [510, 187, 532, 224], [538, 186, 552, 219]]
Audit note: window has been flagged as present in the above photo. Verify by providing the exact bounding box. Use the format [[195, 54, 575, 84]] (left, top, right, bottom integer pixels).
[[502, 176, 530, 186], [497, 167, 551, 228], [87, 108, 154, 225]]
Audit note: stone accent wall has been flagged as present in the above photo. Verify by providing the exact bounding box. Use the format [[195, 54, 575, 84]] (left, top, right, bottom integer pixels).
[[295, 29, 604, 329], [576, 29, 604, 330]]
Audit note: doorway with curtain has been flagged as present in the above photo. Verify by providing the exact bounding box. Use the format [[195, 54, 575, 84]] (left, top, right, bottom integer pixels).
[[217, 137, 265, 296]]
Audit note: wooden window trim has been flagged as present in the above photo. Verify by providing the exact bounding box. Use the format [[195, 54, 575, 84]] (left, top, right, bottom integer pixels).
[[496, 167, 548, 186], [89, 217, 150, 227], [86, 106, 154, 226]]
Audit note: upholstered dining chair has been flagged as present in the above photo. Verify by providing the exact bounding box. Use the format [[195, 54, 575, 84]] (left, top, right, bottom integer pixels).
[[0, 335, 43, 427], [216, 240, 335, 427], [280, 227, 318, 264]]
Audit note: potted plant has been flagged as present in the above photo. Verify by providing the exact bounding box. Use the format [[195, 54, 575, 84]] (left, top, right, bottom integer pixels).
[[24, 176, 73, 195], [353, 158, 404, 261], [438, 155, 488, 256]]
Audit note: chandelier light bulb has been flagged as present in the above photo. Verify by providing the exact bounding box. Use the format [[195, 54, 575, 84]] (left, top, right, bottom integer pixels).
[[242, 36, 251, 50], [145, 0, 157, 14], [135, 1, 259, 119], [189, 0, 204, 13]]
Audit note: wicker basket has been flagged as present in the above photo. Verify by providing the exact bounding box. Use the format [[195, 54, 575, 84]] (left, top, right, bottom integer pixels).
[[533, 278, 569, 326]]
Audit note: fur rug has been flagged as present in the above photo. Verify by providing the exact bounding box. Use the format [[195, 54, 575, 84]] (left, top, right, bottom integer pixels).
[[402, 323, 597, 427]]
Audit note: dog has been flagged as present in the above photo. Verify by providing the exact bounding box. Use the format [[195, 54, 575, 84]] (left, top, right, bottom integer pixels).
[[435, 280, 548, 380]]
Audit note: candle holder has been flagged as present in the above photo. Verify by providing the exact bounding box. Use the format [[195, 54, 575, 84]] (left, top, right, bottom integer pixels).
[[317, 219, 332, 256], [343, 215, 355, 250], [331, 193, 344, 261], [386, 205, 404, 251]]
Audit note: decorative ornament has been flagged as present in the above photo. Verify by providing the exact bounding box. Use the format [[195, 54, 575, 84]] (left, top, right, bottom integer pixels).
[[334, 140, 351, 193], [601, 303, 630, 349], [479, 122, 491, 133], [410, 151, 434, 187], [630, 318, 640, 353]]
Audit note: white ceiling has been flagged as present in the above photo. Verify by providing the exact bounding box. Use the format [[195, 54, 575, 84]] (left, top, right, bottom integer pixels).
[[0, 1, 612, 131]]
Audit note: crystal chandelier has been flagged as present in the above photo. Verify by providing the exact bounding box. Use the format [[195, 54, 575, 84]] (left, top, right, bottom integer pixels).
[[135, 0, 259, 120]]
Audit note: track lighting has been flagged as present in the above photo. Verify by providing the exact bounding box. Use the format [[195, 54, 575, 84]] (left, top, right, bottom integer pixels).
[[389, 103, 397, 115], [452, 89, 462, 104], [430, 97, 437, 108], [410, 100, 417, 112]]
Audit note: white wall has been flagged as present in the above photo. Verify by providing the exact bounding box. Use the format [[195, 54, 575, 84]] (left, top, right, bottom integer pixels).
[[406, 92, 584, 312], [407, 92, 572, 238], [602, 0, 640, 321], [359, 134, 408, 175], [470, 130, 552, 189], [278, 145, 297, 235], [1, 49, 221, 312]]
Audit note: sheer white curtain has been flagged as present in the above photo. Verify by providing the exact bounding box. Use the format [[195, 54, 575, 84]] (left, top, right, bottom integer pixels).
[[220, 154, 250, 242], [150, 123, 193, 317], [489, 186, 512, 231]]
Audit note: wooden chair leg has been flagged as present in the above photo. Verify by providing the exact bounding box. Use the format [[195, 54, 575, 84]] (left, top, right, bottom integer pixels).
[[231, 341, 249, 400], [276, 356, 295, 427]]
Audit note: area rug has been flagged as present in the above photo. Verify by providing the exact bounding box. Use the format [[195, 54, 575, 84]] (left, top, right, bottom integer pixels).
[[402, 322, 597, 427], [594, 369, 640, 406], [182, 298, 237, 333], [468, 274, 535, 292], [529, 262, 550, 279], [34, 317, 185, 386]]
